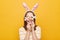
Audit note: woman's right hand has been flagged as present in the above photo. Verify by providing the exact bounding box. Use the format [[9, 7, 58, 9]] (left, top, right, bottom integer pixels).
[[26, 23, 32, 31]]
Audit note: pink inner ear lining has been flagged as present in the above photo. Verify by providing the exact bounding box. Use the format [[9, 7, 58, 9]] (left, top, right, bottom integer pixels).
[[31, 3, 38, 12], [23, 2, 30, 11]]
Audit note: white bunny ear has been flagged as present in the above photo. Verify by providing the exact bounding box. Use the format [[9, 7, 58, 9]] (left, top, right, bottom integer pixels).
[[31, 3, 38, 12], [23, 2, 30, 11]]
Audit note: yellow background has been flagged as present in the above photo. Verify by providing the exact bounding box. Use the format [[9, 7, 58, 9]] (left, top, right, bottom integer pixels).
[[0, 0, 60, 40]]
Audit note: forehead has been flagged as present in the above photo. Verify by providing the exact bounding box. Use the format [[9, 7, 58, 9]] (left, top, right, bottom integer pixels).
[[26, 12, 33, 16]]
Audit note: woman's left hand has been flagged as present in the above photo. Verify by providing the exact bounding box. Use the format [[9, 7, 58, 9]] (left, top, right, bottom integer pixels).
[[31, 21, 35, 29]]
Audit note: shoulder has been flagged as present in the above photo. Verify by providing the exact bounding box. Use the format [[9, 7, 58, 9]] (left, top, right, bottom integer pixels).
[[19, 27, 26, 32], [19, 27, 26, 35], [36, 26, 41, 30], [35, 26, 41, 39], [35, 26, 41, 33], [19, 27, 26, 38], [19, 27, 24, 30]]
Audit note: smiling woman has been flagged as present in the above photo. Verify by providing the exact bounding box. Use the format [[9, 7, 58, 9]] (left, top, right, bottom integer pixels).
[[19, 11, 41, 40], [19, 2, 41, 40], [0, 0, 60, 40]]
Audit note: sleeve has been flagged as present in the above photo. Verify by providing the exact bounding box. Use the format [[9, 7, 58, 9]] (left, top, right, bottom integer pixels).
[[19, 27, 26, 40], [36, 26, 41, 39]]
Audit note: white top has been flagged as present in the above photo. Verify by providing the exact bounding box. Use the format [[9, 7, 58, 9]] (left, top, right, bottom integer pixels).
[[19, 26, 41, 40]]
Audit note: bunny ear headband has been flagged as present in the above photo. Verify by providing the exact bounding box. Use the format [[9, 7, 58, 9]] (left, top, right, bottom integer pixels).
[[22, 2, 38, 21], [23, 2, 38, 12]]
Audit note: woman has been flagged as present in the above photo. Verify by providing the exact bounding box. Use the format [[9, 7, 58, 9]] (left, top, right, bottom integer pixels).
[[19, 3, 41, 40]]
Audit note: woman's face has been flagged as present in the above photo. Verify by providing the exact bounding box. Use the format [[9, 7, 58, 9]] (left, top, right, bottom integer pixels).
[[26, 12, 34, 24]]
